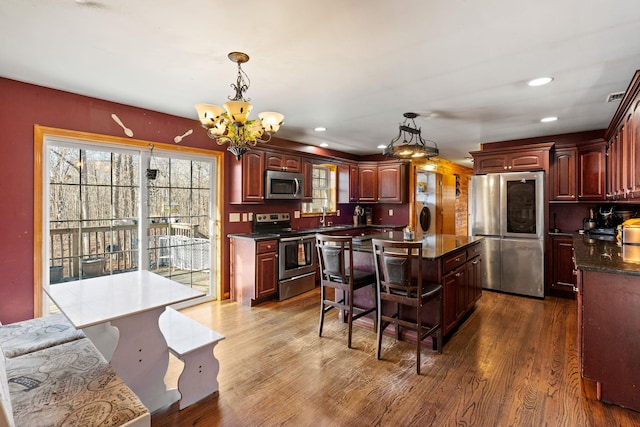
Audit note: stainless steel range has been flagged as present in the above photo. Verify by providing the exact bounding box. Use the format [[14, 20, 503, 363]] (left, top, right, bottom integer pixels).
[[253, 213, 317, 300]]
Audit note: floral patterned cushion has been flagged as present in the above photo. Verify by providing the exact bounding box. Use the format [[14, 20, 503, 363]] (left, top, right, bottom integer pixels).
[[6, 338, 149, 427], [0, 348, 15, 427], [0, 314, 85, 359]]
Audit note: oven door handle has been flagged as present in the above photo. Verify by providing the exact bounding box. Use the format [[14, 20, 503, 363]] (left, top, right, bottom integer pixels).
[[280, 235, 314, 243]]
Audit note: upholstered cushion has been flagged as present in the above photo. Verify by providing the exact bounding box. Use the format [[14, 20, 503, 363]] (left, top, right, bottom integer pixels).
[[0, 314, 85, 359], [6, 338, 149, 427], [0, 347, 15, 427]]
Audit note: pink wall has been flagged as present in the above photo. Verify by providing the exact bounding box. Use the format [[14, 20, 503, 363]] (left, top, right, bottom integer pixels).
[[0, 77, 232, 323]]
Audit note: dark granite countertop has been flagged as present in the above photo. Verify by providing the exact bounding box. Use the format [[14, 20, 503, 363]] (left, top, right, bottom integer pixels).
[[353, 231, 483, 260], [227, 224, 406, 241], [573, 233, 640, 276]]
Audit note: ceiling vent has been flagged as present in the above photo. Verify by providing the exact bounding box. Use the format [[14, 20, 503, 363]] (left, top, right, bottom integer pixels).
[[606, 91, 625, 103]]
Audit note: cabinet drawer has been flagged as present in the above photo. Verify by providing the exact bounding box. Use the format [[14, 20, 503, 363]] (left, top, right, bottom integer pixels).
[[257, 240, 278, 254], [467, 242, 482, 259], [443, 250, 467, 273]]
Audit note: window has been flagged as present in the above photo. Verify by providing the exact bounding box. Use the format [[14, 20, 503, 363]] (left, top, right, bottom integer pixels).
[[302, 164, 337, 214], [40, 129, 220, 316]]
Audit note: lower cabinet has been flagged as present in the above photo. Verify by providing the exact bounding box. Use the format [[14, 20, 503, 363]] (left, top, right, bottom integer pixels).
[[550, 235, 576, 297], [230, 238, 278, 306], [442, 241, 482, 336]]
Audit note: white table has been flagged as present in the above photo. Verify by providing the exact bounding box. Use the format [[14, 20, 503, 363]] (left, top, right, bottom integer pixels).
[[45, 270, 204, 413]]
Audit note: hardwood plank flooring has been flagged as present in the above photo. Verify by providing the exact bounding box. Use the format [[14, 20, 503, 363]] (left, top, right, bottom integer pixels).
[[153, 289, 640, 426]]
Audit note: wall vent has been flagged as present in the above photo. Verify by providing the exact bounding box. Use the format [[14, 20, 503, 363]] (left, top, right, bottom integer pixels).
[[606, 91, 625, 103]]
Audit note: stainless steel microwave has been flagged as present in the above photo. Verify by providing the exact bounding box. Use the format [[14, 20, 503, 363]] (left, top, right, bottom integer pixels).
[[265, 170, 304, 200]]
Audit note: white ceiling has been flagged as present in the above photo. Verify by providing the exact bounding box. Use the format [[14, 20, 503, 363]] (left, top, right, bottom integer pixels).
[[2, 0, 640, 165]]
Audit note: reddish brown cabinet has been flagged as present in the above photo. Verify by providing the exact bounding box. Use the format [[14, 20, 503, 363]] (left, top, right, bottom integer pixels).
[[606, 70, 640, 200], [358, 164, 378, 202], [551, 147, 577, 201], [338, 162, 359, 203], [470, 143, 552, 175], [230, 150, 265, 204], [377, 162, 406, 203], [265, 152, 301, 172], [577, 141, 607, 201], [550, 235, 575, 296], [230, 238, 278, 306], [302, 157, 314, 200]]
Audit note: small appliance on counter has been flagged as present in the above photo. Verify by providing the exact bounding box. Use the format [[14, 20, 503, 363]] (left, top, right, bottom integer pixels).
[[353, 205, 366, 226], [365, 207, 373, 225], [620, 218, 640, 262]]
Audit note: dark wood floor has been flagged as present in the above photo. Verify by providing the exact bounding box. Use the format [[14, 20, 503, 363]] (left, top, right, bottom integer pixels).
[[153, 288, 640, 426]]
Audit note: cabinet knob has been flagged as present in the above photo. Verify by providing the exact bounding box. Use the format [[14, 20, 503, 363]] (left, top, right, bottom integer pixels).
[[503, 166, 508, 170], [571, 195, 575, 199]]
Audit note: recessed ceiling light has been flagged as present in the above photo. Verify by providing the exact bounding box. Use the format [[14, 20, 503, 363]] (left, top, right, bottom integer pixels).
[[314, 127, 327, 132], [320, 142, 329, 147], [540, 116, 558, 123], [528, 77, 554, 87], [377, 145, 386, 149]]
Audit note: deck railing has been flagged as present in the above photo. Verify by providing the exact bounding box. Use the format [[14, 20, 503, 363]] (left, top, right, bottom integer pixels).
[[49, 222, 204, 283]]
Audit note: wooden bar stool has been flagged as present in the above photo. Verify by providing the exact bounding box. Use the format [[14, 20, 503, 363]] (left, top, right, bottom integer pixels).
[[315, 234, 377, 348], [372, 239, 442, 374]]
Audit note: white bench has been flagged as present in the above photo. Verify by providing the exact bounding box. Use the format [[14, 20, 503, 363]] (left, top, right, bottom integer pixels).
[[159, 307, 225, 410]]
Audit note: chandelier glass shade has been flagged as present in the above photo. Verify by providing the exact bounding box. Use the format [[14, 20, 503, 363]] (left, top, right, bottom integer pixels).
[[195, 52, 284, 160], [384, 112, 439, 159]]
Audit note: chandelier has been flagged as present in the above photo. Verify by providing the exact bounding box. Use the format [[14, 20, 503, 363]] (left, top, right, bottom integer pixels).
[[384, 112, 439, 159], [195, 52, 284, 160]]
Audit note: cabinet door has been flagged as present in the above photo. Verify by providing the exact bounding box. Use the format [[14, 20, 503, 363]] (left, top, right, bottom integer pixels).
[[231, 150, 264, 204], [473, 153, 507, 174], [632, 100, 640, 198], [578, 142, 606, 201], [442, 272, 458, 335], [358, 165, 378, 202], [338, 163, 359, 204], [377, 163, 406, 203], [466, 255, 482, 308], [265, 153, 301, 172], [551, 236, 575, 294], [552, 148, 577, 201], [509, 150, 546, 171], [302, 157, 314, 200], [256, 251, 278, 298], [453, 266, 467, 320], [349, 164, 359, 202]]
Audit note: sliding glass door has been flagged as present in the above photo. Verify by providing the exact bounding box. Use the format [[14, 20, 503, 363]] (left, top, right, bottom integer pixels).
[[44, 136, 218, 312]]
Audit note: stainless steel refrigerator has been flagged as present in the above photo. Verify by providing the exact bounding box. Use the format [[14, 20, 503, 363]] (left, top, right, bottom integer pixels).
[[470, 171, 545, 298]]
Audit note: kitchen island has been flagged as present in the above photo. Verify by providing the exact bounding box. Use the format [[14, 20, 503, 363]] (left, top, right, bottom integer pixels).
[[572, 234, 640, 412], [346, 231, 484, 339]]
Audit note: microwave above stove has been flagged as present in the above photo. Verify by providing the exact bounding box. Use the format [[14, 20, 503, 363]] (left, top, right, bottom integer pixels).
[[265, 170, 304, 200]]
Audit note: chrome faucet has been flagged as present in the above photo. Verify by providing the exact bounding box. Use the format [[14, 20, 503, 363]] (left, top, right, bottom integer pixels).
[[320, 207, 326, 227]]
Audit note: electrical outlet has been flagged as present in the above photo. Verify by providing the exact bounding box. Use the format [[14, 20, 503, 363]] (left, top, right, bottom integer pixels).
[[242, 213, 248, 222], [389, 209, 394, 216], [229, 213, 240, 223], [248, 212, 253, 221], [337, 210, 340, 216], [294, 210, 300, 218]]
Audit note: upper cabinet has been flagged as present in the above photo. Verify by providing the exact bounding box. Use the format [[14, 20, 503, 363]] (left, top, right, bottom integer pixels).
[[302, 157, 314, 200], [577, 141, 607, 201], [378, 162, 407, 203], [230, 150, 265, 204], [264, 152, 301, 172], [338, 163, 359, 204], [551, 147, 577, 201], [358, 164, 378, 202], [356, 161, 407, 204], [606, 70, 640, 201], [550, 141, 607, 202], [470, 143, 552, 175]]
